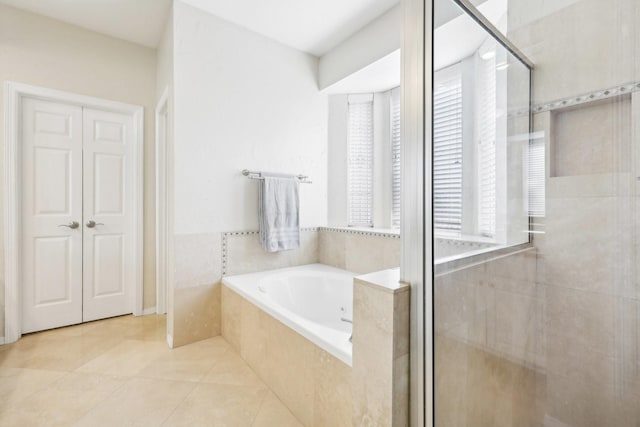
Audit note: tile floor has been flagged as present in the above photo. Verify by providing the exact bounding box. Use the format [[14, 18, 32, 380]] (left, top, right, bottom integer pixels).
[[0, 314, 302, 426]]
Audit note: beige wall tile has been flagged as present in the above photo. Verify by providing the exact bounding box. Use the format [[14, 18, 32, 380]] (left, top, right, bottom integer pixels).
[[392, 353, 409, 427], [352, 281, 394, 427], [266, 317, 315, 427], [225, 230, 319, 276], [545, 286, 616, 356], [174, 232, 222, 289], [319, 229, 400, 273], [551, 97, 631, 177], [240, 298, 271, 382], [545, 196, 634, 297], [319, 230, 347, 269], [346, 234, 401, 274], [221, 285, 242, 353], [509, 0, 639, 104], [313, 348, 352, 427], [172, 283, 221, 348], [393, 288, 410, 358]]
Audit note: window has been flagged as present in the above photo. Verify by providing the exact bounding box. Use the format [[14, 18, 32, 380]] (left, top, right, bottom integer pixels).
[[433, 73, 463, 234], [390, 88, 401, 228], [347, 94, 374, 227], [477, 52, 497, 237]]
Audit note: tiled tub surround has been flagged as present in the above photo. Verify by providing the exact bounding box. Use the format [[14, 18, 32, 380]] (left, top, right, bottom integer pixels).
[[222, 264, 356, 365], [352, 269, 409, 427], [221, 281, 352, 427], [172, 227, 402, 348], [318, 228, 400, 274]]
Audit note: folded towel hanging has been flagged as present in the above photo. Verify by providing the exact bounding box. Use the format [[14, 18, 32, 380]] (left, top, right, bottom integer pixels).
[[258, 173, 300, 253]]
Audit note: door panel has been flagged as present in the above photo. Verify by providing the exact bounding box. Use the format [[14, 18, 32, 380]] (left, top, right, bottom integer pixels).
[[82, 108, 134, 322], [92, 234, 125, 297], [22, 98, 83, 333], [34, 237, 72, 305], [93, 153, 125, 214]]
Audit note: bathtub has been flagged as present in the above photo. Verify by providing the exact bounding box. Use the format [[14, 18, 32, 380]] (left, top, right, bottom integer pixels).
[[221, 263, 356, 366]]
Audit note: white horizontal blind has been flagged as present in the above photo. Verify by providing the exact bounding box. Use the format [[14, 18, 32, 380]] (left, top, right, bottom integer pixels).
[[527, 136, 545, 217], [348, 94, 374, 227], [390, 87, 401, 228], [433, 74, 463, 233], [478, 54, 497, 237]]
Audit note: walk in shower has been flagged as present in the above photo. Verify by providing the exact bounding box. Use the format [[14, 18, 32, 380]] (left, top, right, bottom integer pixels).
[[431, 0, 640, 425]]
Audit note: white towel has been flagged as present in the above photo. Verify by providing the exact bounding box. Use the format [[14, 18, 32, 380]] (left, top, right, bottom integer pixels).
[[258, 173, 300, 252]]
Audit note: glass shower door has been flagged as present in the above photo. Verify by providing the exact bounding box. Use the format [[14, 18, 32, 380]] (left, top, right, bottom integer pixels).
[[432, 0, 640, 426]]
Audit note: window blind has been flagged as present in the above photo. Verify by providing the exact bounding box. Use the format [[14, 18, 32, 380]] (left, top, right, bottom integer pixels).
[[433, 74, 463, 233], [477, 54, 497, 237], [348, 94, 374, 227], [390, 87, 401, 228], [527, 136, 545, 217]]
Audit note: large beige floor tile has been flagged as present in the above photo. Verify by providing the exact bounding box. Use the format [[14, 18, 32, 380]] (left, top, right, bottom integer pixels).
[[23, 335, 123, 372], [138, 337, 230, 382], [252, 391, 302, 427], [0, 367, 66, 411], [76, 339, 170, 376], [0, 372, 126, 426], [162, 382, 268, 426], [73, 377, 195, 427], [202, 350, 264, 388]]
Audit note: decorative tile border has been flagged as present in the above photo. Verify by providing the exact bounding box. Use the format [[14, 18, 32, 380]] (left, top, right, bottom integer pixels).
[[533, 81, 640, 114], [318, 226, 401, 240], [507, 81, 640, 119]]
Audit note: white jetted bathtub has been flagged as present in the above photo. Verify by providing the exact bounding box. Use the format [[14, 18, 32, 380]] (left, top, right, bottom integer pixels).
[[222, 263, 356, 365]]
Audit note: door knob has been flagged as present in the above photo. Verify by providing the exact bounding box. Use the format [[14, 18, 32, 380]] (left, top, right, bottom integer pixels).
[[58, 221, 80, 229], [86, 220, 104, 228]]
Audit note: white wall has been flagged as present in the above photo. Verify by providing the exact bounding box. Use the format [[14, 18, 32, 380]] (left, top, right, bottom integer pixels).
[[0, 4, 158, 336], [173, 1, 328, 234], [319, 4, 401, 91], [156, 6, 174, 338]]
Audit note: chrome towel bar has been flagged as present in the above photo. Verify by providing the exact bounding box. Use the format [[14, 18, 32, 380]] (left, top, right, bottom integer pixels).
[[242, 169, 312, 184]]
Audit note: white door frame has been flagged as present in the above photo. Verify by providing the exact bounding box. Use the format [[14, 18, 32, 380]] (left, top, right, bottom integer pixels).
[[3, 81, 145, 343], [155, 87, 169, 315]]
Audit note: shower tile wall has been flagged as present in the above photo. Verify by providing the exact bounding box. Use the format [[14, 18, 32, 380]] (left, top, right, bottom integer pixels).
[[509, 0, 640, 424], [434, 249, 545, 425]]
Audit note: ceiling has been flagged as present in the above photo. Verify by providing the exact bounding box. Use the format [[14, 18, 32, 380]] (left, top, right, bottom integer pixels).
[[0, 0, 398, 56], [0, 0, 172, 48], [180, 0, 399, 56]]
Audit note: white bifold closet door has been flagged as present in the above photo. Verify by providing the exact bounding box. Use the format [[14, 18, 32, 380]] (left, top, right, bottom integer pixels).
[[22, 98, 135, 333]]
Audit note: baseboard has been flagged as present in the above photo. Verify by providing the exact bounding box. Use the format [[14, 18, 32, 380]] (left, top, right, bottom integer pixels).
[[0, 337, 5, 345], [142, 307, 157, 315], [166, 333, 174, 348]]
